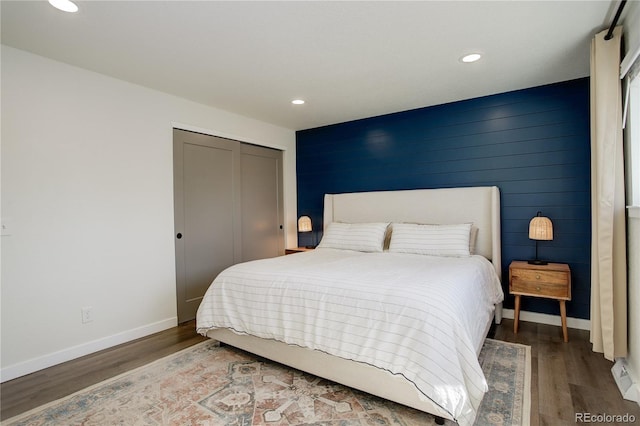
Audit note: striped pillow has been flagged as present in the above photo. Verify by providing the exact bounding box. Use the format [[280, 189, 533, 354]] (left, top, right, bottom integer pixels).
[[389, 223, 472, 257], [318, 222, 389, 253]]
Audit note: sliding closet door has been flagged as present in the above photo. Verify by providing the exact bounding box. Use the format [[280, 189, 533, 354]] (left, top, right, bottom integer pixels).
[[173, 129, 241, 323], [241, 144, 284, 261]]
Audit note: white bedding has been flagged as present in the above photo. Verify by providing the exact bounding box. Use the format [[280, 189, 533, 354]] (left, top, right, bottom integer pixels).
[[196, 248, 504, 425]]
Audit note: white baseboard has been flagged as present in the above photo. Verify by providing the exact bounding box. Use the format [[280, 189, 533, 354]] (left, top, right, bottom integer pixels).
[[0, 317, 178, 383], [501, 308, 591, 331]]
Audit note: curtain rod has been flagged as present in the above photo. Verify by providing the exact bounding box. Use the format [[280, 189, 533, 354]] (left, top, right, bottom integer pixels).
[[605, 0, 627, 40]]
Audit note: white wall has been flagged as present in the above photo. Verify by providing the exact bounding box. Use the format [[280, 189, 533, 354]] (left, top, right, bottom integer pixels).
[[628, 217, 640, 400], [624, 1, 640, 64], [0, 46, 297, 381]]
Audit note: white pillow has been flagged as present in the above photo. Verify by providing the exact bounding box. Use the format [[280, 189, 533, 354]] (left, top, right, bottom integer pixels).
[[389, 223, 472, 257], [318, 222, 389, 253]]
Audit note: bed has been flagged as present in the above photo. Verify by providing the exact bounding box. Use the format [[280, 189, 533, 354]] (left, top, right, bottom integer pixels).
[[196, 186, 504, 425]]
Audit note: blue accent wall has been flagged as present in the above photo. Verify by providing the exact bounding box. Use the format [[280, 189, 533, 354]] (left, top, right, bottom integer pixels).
[[296, 78, 591, 320]]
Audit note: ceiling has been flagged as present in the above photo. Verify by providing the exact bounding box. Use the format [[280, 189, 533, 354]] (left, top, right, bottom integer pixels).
[[1, 1, 619, 131]]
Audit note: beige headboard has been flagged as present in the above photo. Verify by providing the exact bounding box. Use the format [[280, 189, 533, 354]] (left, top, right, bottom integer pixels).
[[323, 186, 502, 280]]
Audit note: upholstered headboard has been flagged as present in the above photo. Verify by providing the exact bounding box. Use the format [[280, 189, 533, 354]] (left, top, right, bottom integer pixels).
[[323, 186, 501, 280]]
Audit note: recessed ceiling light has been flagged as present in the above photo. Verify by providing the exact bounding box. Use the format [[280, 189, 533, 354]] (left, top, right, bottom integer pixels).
[[291, 99, 305, 105], [461, 53, 482, 63], [48, 0, 79, 13]]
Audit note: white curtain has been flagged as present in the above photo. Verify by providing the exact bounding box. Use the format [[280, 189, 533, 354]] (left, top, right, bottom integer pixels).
[[590, 26, 628, 361]]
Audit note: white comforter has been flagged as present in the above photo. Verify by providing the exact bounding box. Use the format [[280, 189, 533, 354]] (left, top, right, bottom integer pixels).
[[196, 248, 504, 426]]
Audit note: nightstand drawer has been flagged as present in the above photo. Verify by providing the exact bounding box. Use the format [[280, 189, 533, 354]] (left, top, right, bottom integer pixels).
[[509, 263, 571, 299], [511, 274, 569, 298], [513, 268, 569, 285]]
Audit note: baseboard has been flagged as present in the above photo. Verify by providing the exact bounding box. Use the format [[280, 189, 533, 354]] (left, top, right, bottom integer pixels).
[[0, 317, 178, 383], [501, 308, 591, 331]]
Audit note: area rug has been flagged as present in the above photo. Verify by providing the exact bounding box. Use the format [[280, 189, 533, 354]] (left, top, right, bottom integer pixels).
[[3, 338, 531, 426]]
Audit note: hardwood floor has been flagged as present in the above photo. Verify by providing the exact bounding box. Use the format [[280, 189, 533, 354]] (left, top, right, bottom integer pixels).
[[0, 320, 207, 421], [491, 319, 640, 426], [2, 319, 639, 424]]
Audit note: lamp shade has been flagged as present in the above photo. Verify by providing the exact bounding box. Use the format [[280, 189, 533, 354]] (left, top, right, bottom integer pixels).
[[529, 212, 553, 241], [298, 216, 312, 233]]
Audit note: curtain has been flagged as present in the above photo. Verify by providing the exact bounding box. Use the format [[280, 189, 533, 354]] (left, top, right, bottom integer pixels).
[[590, 26, 628, 361]]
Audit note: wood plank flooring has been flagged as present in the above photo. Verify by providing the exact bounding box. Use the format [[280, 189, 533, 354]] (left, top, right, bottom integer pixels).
[[2, 319, 640, 424], [492, 320, 640, 426], [0, 320, 207, 421]]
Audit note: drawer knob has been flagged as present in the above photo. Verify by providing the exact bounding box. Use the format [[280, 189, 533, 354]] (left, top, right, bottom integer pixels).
[[536, 274, 541, 280], [536, 286, 542, 291]]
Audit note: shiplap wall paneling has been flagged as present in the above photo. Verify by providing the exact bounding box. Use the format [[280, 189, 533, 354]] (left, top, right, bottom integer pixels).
[[296, 78, 591, 319]]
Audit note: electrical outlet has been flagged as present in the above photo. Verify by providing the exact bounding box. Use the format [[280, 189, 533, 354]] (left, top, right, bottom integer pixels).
[[1, 218, 12, 236], [81, 307, 93, 324]]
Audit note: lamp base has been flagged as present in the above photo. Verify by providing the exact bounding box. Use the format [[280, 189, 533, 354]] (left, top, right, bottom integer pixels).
[[528, 259, 548, 265]]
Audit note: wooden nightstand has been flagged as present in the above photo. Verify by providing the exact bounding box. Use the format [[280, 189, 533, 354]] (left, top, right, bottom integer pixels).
[[509, 261, 571, 342], [285, 247, 315, 255]]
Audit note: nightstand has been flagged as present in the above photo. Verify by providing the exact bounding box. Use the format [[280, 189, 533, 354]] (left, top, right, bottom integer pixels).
[[285, 247, 315, 255], [509, 260, 571, 342]]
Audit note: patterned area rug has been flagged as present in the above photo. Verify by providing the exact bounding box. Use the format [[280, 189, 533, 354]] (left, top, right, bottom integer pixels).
[[4, 338, 530, 426]]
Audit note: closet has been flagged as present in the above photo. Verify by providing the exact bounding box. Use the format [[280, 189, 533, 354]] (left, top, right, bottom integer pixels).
[[173, 129, 284, 323]]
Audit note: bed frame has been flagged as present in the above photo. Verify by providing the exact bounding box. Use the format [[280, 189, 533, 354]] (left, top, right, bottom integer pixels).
[[205, 186, 502, 423]]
